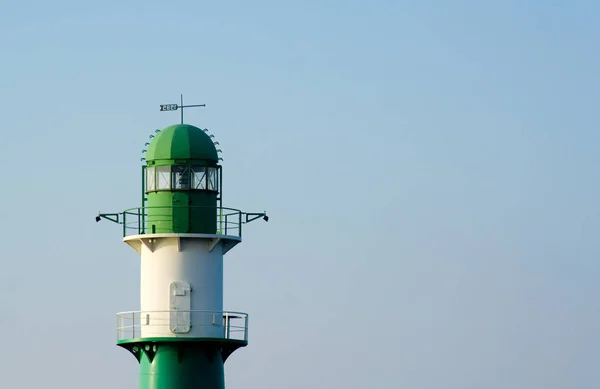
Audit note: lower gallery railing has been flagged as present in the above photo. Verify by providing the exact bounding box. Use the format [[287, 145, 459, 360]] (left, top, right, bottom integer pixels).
[[116, 310, 248, 342]]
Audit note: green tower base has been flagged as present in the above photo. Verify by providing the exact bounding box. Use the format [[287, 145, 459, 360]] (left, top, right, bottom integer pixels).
[[118, 338, 247, 389]]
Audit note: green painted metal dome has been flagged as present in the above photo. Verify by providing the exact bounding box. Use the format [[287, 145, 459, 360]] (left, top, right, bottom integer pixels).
[[146, 124, 218, 162]]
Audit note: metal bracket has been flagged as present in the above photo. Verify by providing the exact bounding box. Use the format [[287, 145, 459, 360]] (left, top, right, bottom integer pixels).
[[140, 238, 155, 253], [243, 212, 268, 224], [98, 212, 121, 224], [208, 237, 221, 253]]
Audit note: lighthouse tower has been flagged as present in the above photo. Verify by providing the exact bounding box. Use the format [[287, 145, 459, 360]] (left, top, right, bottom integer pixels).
[[98, 121, 266, 389]]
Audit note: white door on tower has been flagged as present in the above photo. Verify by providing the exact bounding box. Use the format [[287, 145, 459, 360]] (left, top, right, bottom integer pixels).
[[169, 281, 191, 333]]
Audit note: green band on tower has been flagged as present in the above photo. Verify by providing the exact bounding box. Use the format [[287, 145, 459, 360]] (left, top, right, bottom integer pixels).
[[118, 337, 247, 389]]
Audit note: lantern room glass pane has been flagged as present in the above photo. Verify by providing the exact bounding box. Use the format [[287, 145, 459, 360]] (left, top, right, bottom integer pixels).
[[207, 167, 218, 191], [172, 166, 190, 190], [146, 167, 155, 191], [156, 166, 171, 190], [192, 166, 206, 190]]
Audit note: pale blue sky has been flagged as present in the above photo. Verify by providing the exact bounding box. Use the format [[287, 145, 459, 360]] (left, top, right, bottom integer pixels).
[[1, 1, 599, 388]]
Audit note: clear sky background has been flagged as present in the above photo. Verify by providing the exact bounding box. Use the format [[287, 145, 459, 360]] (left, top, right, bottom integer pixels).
[[1, 1, 599, 388]]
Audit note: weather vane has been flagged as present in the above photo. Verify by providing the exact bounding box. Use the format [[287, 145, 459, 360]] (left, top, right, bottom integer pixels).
[[160, 94, 205, 124]]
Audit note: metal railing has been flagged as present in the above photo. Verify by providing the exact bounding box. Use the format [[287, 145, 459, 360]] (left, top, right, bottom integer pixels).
[[98, 206, 267, 238], [116, 310, 248, 342], [119, 206, 243, 238]]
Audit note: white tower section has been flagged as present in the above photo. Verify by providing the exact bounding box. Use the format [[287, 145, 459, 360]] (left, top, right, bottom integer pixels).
[[124, 233, 240, 339]]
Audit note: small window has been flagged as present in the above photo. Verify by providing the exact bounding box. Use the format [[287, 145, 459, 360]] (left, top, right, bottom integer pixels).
[[192, 166, 206, 190], [146, 167, 155, 191], [156, 166, 171, 190], [172, 166, 190, 190], [207, 167, 218, 191]]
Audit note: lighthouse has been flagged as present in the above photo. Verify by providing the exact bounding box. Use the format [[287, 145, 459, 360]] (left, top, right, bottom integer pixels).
[[98, 115, 267, 388]]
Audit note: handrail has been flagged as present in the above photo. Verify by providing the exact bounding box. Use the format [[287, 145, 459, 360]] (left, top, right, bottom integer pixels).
[[101, 206, 244, 238], [116, 310, 248, 342], [98, 206, 267, 238]]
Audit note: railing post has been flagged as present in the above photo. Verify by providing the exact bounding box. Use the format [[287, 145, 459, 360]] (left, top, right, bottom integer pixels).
[[132, 312, 135, 338], [245, 314, 248, 342], [220, 207, 223, 235], [122, 212, 126, 237]]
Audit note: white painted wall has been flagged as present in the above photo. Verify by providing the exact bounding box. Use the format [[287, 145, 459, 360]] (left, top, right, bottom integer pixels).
[[138, 237, 224, 338]]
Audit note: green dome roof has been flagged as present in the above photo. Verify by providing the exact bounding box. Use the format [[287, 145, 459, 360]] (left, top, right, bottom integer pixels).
[[146, 124, 218, 162]]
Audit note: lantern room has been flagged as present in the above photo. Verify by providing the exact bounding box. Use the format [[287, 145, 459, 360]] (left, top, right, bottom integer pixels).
[[143, 124, 222, 234]]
